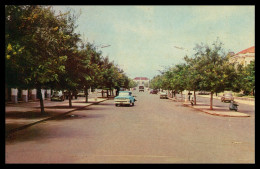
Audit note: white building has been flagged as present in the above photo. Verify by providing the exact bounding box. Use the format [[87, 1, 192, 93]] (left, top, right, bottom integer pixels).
[[229, 46, 255, 67], [133, 77, 149, 87]]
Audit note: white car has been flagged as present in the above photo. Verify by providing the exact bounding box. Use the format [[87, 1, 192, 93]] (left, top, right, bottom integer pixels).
[[160, 92, 168, 99], [51, 91, 64, 101]]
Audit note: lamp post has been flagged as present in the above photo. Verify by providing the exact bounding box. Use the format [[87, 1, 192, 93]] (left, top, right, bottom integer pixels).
[[95, 43, 111, 100]]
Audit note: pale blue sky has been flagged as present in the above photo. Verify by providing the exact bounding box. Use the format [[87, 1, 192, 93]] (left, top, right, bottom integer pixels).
[[52, 5, 255, 79]]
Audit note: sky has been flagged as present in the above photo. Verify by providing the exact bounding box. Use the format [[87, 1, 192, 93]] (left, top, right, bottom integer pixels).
[[52, 5, 255, 80]]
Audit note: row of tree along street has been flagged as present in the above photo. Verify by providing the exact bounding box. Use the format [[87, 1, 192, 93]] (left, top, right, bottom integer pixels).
[[150, 40, 255, 110], [5, 5, 137, 113]]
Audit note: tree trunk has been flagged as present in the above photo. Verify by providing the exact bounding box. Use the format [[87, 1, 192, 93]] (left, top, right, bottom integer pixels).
[[69, 90, 72, 107], [85, 88, 89, 103], [193, 90, 196, 105], [37, 87, 45, 113], [107, 90, 109, 98], [210, 91, 214, 110], [102, 90, 104, 97]]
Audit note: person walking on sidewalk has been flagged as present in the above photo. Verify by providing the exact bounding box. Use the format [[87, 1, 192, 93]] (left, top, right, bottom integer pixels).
[[190, 95, 194, 106]]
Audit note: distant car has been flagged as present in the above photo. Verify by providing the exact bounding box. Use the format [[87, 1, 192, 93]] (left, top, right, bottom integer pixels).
[[198, 91, 210, 95], [114, 91, 136, 107], [150, 89, 158, 94], [63, 90, 78, 99], [51, 91, 64, 101], [139, 86, 144, 92], [77, 90, 86, 97], [160, 92, 168, 99], [221, 93, 234, 102]]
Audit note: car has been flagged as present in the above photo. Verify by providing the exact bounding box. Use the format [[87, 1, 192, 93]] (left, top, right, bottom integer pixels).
[[160, 92, 168, 99], [139, 86, 144, 92], [150, 89, 158, 94], [51, 91, 64, 101], [198, 91, 210, 95], [221, 93, 234, 102], [77, 90, 86, 97], [114, 91, 136, 107], [63, 90, 78, 99]]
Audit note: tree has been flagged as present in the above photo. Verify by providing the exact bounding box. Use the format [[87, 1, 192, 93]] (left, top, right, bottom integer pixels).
[[184, 56, 203, 105], [164, 64, 188, 99], [129, 78, 138, 89], [238, 61, 255, 95], [6, 5, 71, 113], [52, 8, 81, 107], [76, 42, 104, 102], [192, 40, 238, 110], [150, 75, 163, 90]]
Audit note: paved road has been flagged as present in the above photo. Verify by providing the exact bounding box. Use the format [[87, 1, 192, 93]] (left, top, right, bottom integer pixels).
[[5, 91, 255, 163]]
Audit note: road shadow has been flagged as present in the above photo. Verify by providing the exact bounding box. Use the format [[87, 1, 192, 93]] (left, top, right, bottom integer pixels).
[[5, 123, 93, 145], [73, 101, 92, 103], [5, 123, 29, 134], [77, 106, 108, 111], [98, 102, 114, 106], [5, 111, 56, 119], [50, 113, 104, 120], [44, 105, 86, 109], [6, 113, 105, 144]]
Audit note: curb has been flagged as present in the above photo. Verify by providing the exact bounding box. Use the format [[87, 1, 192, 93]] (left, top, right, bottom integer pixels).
[[5, 98, 108, 137]]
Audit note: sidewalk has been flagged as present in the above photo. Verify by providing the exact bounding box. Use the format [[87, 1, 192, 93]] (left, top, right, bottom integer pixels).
[[168, 97, 250, 117], [5, 97, 108, 137], [197, 94, 255, 106]]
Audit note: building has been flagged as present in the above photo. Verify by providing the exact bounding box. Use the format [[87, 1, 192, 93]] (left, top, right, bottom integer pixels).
[[133, 77, 149, 87], [229, 46, 255, 67]]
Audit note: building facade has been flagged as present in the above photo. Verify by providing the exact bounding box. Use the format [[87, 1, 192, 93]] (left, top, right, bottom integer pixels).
[[229, 46, 255, 67], [133, 77, 149, 87]]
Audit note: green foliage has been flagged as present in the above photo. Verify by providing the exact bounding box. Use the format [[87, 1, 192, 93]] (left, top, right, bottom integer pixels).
[[5, 5, 136, 109], [236, 61, 255, 95]]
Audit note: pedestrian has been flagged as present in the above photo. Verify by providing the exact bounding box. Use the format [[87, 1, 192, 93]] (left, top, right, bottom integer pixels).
[[190, 95, 194, 106]]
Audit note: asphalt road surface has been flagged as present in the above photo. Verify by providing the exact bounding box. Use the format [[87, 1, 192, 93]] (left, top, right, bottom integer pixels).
[[5, 91, 255, 163]]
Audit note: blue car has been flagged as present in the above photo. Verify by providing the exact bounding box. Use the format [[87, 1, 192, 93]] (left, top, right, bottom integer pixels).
[[114, 91, 136, 107]]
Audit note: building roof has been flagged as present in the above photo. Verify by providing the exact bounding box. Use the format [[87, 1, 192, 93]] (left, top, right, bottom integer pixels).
[[134, 77, 149, 80], [236, 46, 255, 55]]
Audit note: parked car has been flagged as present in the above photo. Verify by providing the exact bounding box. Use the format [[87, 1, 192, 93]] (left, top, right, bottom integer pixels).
[[77, 90, 86, 97], [63, 90, 78, 99], [114, 91, 136, 107], [150, 89, 158, 94], [198, 91, 210, 95], [51, 91, 64, 101], [160, 92, 168, 99], [221, 93, 234, 102]]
